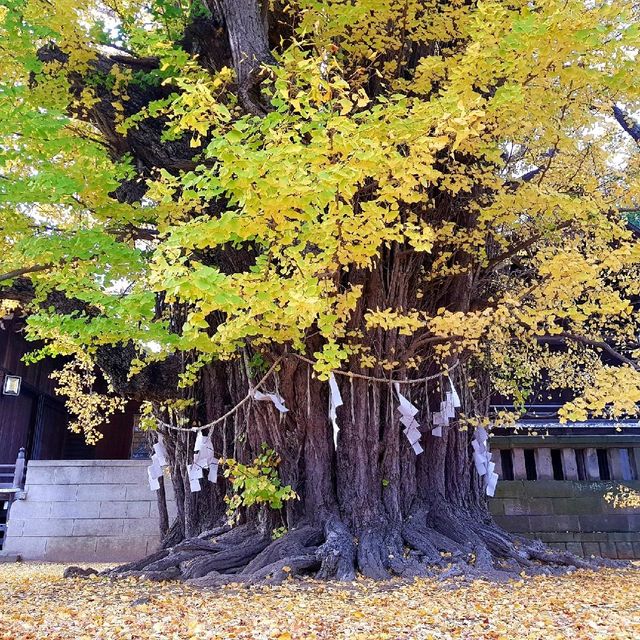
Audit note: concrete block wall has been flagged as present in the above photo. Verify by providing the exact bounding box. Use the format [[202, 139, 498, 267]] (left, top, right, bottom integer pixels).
[[3, 460, 175, 562], [490, 480, 640, 559]]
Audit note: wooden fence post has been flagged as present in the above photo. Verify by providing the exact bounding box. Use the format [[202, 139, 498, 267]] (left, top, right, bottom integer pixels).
[[12, 448, 25, 489]]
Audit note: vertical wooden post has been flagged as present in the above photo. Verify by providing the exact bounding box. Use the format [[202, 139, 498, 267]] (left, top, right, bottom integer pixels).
[[12, 448, 25, 489], [584, 448, 600, 480], [561, 449, 579, 480]]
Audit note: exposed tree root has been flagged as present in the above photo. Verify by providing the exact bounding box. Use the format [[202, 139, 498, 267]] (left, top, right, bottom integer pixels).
[[316, 518, 357, 581], [92, 509, 629, 587]]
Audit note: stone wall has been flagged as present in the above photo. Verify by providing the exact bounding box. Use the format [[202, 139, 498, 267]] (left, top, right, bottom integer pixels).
[[4, 448, 639, 562], [3, 460, 175, 562], [490, 480, 640, 559]]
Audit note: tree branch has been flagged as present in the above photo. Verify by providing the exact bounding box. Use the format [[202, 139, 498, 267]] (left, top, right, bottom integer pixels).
[[483, 220, 573, 274], [517, 148, 558, 184], [540, 332, 639, 370], [613, 105, 640, 143], [216, 0, 275, 116], [0, 264, 53, 283], [0, 274, 183, 400]]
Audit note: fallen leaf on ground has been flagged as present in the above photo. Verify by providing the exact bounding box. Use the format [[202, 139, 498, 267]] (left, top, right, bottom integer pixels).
[[0, 564, 638, 639]]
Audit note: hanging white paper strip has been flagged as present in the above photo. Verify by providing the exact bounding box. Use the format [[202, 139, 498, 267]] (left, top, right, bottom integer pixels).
[[400, 414, 419, 429], [394, 384, 420, 418], [153, 435, 168, 466], [473, 452, 488, 476], [188, 463, 203, 480], [395, 384, 424, 455], [195, 445, 215, 470], [486, 471, 499, 497], [194, 434, 213, 459], [253, 389, 289, 413], [431, 426, 442, 438], [411, 441, 424, 455], [442, 393, 456, 420], [329, 373, 343, 448], [187, 461, 203, 493], [149, 455, 163, 479], [208, 460, 219, 483], [471, 426, 499, 496], [432, 411, 447, 427], [449, 381, 461, 408], [403, 425, 421, 445], [189, 431, 219, 488], [194, 431, 206, 452], [147, 437, 167, 490], [147, 466, 160, 491]]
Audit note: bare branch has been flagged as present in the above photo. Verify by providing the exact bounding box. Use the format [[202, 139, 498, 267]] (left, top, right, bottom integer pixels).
[[519, 148, 558, 184]]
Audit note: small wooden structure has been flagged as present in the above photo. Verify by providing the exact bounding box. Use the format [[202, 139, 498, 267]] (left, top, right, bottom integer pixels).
[[0, 316, 137, 464]]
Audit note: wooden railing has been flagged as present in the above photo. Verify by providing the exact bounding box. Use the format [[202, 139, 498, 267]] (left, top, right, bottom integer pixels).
[[491, 428, 640, 482], [0, 448, 26, 549]]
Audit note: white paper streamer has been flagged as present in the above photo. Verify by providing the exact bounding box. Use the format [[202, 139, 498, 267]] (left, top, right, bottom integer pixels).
[[432, 410, 447, 426], [147, 435, 170, 491], [194, 434, 213, 459], [194, 431, 206, 452], [147, 465, 160, 491], [253, 389, 289, 413], [399, 414, 418, 429], [149, 455, 163, 480], [403, 424, 421, 445], [395, 385, 419, 418], [395, 384, 423, 455], [190, 434, 219, 491], [471, 427, 499, 496], [188, 463, 203, 480], [153, 435, 168, 466], [473, 452, 488, 476], [195, 445, 215, 469], [449, 381, 461, 408], [428, 379, 461, 438], [486, 472, 499, 497], [329, 373, 343, 448], [442, 393, 456, 419]]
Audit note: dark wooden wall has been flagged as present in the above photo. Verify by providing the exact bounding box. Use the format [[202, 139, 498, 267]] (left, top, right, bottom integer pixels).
[[0, 317, 135, 463]]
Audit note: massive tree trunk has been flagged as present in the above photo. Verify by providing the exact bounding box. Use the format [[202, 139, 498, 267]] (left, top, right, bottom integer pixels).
[[110, 350, 607, 586], [107, 263, 608, 585]]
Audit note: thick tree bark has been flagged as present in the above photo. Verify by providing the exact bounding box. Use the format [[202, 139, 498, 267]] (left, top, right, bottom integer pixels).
[[112, 353, 615, 586]]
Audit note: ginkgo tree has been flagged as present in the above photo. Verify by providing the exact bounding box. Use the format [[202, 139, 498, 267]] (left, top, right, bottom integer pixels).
[[1, 0, 640, 583]]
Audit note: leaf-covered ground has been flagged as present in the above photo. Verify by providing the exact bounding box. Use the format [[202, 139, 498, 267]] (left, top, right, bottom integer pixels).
[[0, 564, 638, 639]]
